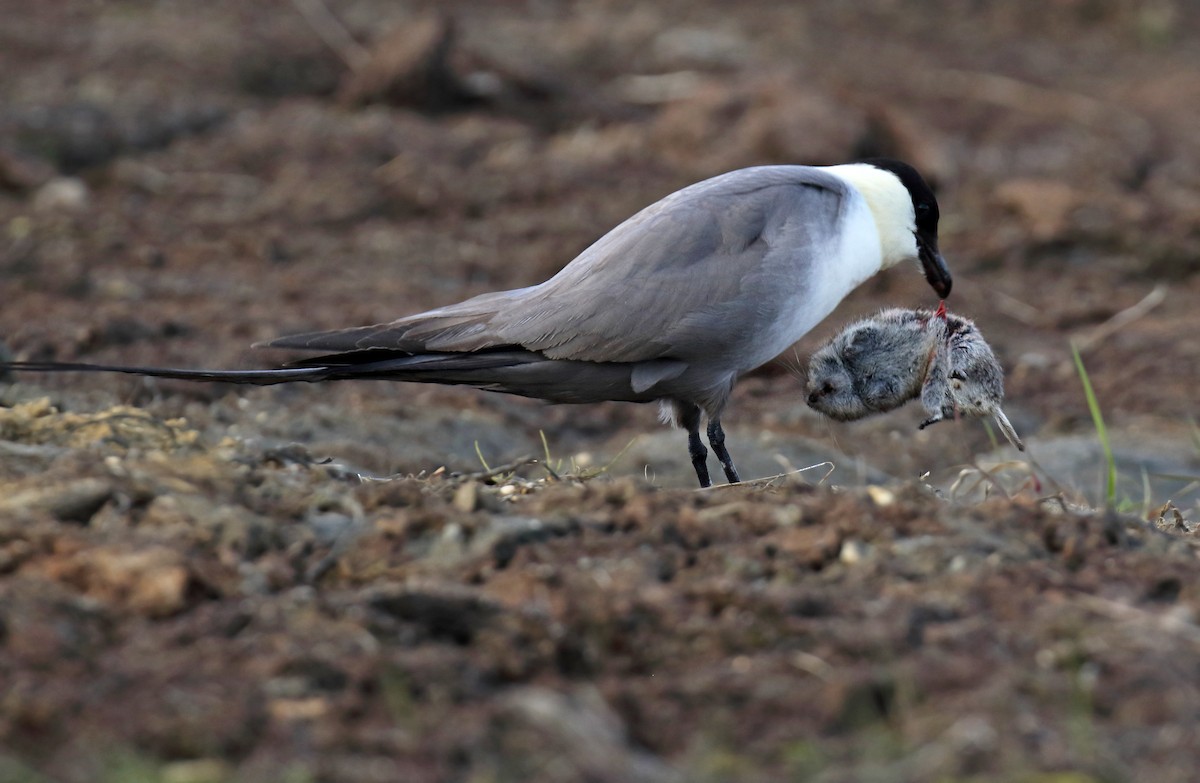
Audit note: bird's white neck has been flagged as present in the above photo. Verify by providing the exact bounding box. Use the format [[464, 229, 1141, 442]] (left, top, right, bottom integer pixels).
[[824, 163, 918, 270]]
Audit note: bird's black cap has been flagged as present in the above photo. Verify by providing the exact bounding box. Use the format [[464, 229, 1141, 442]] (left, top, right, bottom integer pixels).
[[861, 158, 951, 298]]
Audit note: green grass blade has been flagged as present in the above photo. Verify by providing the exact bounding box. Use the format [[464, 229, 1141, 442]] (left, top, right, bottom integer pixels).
[[1071, 343, 1116, 507], [473, 441, 492, 473], [981, 418, 1000, 451]]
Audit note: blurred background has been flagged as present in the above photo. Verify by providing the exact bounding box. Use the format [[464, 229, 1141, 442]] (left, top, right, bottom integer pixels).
[[1, 0, 1198, 506], [4, 5, 1200, 783]]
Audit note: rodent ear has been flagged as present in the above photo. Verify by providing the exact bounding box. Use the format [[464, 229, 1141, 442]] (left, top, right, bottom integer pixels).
[[844, 326, 880, 358]]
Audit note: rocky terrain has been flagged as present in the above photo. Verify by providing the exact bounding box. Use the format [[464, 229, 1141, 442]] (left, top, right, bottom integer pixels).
[[1, 1, 1198, 781]]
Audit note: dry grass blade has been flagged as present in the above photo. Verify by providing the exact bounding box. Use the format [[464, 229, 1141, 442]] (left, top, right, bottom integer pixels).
[[696, 461, 835, 492], [289, 0, 371, 70], [452, 455, 539, 485], [993, 290, 1046, 327], [1072, 284, 1167, 354], [946, 459, 1030, 502], [921, 67, 1154, 148]]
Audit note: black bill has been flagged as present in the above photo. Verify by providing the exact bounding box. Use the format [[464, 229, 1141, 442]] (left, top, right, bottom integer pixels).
[[919, 237, 952, 298]]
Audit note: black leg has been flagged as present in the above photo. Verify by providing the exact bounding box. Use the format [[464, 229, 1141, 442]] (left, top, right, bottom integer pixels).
[[706, 418, 741, 484], [679, 404, 711, 488]]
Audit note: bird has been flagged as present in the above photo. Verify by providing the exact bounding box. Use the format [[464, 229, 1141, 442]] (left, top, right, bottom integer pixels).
[[1, 159, 952, 487], [806, 306, 1024, 451]]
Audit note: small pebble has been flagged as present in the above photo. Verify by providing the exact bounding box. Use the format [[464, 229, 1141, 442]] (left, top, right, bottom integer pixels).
[[33, 177, 89, 213]]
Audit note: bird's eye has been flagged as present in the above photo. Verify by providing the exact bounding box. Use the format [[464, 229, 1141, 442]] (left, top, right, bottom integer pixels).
[[917, 203, 931, 215]]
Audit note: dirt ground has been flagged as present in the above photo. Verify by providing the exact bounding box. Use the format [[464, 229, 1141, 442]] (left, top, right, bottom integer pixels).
[[2, 1, 1199, 781]]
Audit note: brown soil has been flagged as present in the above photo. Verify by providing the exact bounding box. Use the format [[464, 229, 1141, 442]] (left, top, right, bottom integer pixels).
[[1, 2, 1199, 781]]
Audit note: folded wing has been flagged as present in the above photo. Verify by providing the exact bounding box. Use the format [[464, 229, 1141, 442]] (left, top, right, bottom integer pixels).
[[265, 166, 850, 367]]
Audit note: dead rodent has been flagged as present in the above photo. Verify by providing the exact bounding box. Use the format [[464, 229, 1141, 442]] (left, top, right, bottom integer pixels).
[[805, 307, 1024, 450]]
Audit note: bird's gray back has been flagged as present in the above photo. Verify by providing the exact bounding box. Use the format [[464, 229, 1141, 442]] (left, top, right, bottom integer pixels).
[[268, 166, 853, 375], [503, 167, 852, 363]]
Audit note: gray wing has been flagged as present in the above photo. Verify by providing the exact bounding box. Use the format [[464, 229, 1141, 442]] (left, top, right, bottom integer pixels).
[[267, 166, 850, 364]]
